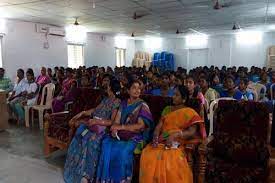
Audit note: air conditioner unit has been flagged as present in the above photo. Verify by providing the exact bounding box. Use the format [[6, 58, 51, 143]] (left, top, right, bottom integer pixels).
[[35, 24, 48, 33], [48, 27, 65, 37]]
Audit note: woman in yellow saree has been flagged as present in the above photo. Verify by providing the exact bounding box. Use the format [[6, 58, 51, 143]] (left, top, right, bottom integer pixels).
[[139, 85, 206, 183]]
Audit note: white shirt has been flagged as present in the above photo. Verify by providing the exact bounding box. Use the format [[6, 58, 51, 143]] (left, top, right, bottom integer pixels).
[[13, 79, 28, 96], [25, 82, 38, 106]]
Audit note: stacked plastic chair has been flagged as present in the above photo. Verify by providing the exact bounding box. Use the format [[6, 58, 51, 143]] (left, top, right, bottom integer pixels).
[[132, 51, 151, 69], [152, 53, 161, 67], [152, 51, 175, 71]]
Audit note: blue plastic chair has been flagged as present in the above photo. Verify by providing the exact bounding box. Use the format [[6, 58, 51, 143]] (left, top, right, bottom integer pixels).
[[166, 53, 175, 71], [159, 51, 168, 69], [152, 53, 161, 67]]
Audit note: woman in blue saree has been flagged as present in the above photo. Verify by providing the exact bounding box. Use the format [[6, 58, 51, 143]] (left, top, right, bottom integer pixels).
[[96, 80, 154, 183], [63, 80, 121, 183]]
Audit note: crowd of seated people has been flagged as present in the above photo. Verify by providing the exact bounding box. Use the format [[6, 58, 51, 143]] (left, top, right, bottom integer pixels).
[[0, 64, 274, 183]]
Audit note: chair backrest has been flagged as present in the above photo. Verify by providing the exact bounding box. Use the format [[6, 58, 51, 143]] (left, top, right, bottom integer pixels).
[[253, 83, 267, 100], [39, 83, 55, 106], [71, 88, 103, 116], [160, 51, 167, 60], [270, 83, 275, 100], [209, 98, 236, 136], [141, 95, 173, 123], [35, 84, 42, 105], [214, 100, 270, 165], [153, 53, 160, 60]]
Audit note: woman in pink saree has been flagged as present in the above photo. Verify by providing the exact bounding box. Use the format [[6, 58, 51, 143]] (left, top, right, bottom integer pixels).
[[36, 67, 51, 87]]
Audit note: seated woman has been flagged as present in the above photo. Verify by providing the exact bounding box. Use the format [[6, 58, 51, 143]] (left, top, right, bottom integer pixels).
[[219, 75, 243, 100], [186, 75, 205, 106], [80, 73, 92, 88], [210, 74, 223, 94], [13, 69, 38, 124], [36, 67, 51, 87], [64, 80, 121, 183], [96, 80, 153, 183], [238, 77, 254, 101], [139, 85, 206, 183], [52, 80, 78, 112], [52, 68, 76, 112], [198, 76, 218, 105]]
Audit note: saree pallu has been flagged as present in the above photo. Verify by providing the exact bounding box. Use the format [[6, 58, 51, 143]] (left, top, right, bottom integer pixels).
[[140, 107, 206, 183], [64, 97, 121, 183], [64, 124, 104, 183], [96, 100, 153, 183]]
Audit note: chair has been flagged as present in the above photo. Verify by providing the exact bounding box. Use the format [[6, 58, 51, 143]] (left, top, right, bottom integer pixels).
[[206, 100, 270, 182], [209, 98, 236, 136], [152, 53, 160, 67], [44, 88, 103, 156], [270, 83, 275, 100], [144, 52, 152, 69], [31, 83, 55, 130], [159, 51, 168, 69], [166, 53, 175, 71], [24, 83, 41, 128], [253, 83, 267, 101]]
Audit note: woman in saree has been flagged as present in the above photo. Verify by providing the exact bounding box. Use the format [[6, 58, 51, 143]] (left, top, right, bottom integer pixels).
[[96, 80, 154, 183], [64, 80, 121, 183], [52, 79, 79, 112], [139, 85, 206, 183], [36, 67, 51, 87]]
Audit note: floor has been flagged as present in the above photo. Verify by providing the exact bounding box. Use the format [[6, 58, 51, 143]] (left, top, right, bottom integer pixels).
[[0, 123, 66, 183], [0, 123, 275, 183]]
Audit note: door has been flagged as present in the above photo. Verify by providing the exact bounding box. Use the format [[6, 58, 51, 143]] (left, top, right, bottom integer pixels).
[[188, 48, 209, 70]]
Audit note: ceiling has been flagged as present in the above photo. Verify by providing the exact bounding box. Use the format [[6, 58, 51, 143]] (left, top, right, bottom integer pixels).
[[0, 0, 274, 37]]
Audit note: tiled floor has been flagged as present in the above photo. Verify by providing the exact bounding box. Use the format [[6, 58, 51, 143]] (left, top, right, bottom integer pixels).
[[0, 124, 66, 183], [0, 123, 275, 183]]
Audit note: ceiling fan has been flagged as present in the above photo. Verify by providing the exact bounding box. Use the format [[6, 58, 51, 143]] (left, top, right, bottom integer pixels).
[[213, 0, 247, 10], [132, 12, 149, 20]]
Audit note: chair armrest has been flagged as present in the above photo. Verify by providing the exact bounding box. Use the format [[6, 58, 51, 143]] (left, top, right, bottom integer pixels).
[[65, 101, 74, 111], [185, 144, 196, 169], [44, 111, 72, 137], [197, 140, 207, 183]]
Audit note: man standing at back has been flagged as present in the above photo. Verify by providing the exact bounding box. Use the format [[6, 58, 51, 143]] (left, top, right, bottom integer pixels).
[[0, 68, 12, 91]]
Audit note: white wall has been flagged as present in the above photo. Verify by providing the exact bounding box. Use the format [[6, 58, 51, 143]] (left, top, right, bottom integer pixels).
[[1, 20, 135, 80], [2, 20, 68, 80], [84, 34, 135, 68], [135, 32, 275, 71]]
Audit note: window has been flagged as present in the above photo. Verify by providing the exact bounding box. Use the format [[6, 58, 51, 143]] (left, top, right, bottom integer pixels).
[[67, 44, 84, 68], [116, 48, 126, 67], [0, 37, 2, 68]]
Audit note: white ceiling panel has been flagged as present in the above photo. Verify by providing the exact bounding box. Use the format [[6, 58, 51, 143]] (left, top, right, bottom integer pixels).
[[0, 0, 273, 36]]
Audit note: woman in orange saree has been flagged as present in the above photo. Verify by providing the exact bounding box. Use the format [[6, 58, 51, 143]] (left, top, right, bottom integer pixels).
[[139, 85, 206, 183]]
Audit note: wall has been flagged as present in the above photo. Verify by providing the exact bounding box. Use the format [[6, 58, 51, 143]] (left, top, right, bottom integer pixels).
[[135, 32, 275, 71], [1, 20, 135, 80], [84, 34, 135, 68], [2, 20, 68, 80]]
